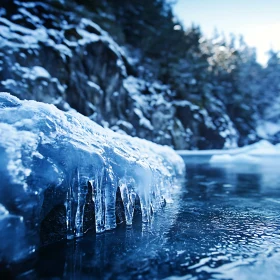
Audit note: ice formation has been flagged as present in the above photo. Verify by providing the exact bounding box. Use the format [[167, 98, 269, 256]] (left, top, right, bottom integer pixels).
[[0, 92, 185, 263]]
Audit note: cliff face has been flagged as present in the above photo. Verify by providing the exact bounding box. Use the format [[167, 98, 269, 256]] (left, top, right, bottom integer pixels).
[[0, 0, 239, 149]]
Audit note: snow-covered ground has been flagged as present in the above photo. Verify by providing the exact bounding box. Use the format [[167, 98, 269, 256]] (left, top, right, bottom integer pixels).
[[257, 121, 280, 139], [177, 140, 280, 164], [0, 92, 185, 263]]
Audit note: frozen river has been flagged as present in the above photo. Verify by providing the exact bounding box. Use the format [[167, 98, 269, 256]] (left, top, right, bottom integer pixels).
[[16, 156, 280, 280]]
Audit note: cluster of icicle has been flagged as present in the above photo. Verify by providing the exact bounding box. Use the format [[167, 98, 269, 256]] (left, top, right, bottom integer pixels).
[[0, 92, 185, 242]]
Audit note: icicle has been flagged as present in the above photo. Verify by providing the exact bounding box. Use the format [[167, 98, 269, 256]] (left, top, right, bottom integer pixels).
[[134, 163, 153, 223], [65, 176, 74, 240], [150, 170, 162, 214], [75, 169, 85, 238], [162, 176, 173, 203], [119, 176, 136, 225], [83, 180, 95, 233], [139, 194, 151, 223], [104, 165, 117, 230], [93, 168, 106, 233]]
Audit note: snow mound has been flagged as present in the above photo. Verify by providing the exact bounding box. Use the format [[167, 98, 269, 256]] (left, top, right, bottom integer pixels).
[[210, 154, 261, 164], [210, 140, 280, 164], [244, 140, 278, 155], [0, 92, 185, 263]]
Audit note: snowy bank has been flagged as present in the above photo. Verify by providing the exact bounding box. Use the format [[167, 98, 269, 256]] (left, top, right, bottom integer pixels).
[[0, 92, 185, 263], [210, 140, 280, 164], [178, 140, 280, 164]]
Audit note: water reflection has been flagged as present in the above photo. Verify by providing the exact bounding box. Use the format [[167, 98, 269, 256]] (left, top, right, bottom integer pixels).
[[19, 158, 280, 279]]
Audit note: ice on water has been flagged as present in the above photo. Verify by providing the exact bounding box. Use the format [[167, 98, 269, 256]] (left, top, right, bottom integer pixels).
[[0, 92, 185, 262]]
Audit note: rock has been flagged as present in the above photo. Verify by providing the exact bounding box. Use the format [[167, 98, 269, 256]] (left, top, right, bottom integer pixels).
[[0, 0, 241, 150]]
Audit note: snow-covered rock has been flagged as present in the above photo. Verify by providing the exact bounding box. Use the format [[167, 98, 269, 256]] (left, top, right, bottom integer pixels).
[[173, 98, 238, 150], [0, 92, 185, 263], [0, 0, 240, 150]]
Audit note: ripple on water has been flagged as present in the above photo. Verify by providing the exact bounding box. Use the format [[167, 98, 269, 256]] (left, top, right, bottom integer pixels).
[[14, 160, 280, 280]]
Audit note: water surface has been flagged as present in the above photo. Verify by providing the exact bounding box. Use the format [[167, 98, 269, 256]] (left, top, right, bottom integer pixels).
[[20, 157, 280, 279]]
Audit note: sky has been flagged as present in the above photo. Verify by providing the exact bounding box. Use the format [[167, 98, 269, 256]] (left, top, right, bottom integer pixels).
[[173, 0, 280, 65]]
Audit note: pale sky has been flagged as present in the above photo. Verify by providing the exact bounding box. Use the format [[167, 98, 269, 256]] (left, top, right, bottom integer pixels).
[[173, 0, 280, 65]]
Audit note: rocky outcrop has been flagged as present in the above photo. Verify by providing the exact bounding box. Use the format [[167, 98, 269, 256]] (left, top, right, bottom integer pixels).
[[0, 0, 239, 149]]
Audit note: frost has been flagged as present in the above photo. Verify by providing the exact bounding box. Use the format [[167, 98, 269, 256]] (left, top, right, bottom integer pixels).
[[0, 92, 185, 262]]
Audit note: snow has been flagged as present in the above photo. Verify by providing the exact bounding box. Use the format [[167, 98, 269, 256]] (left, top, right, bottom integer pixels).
[[0, 204, 9, 216], [210, 154, 261, 164], [87, 81, 102, 92], [134, 108, 154, 130], [257, 121, 280, 138], [23, 66, 51, 80], [178, 140, 280, 164], [0, 92, 185, 262]]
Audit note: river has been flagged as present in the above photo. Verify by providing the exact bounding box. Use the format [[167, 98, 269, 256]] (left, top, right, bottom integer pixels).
[[18, 156, 280, 280]]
